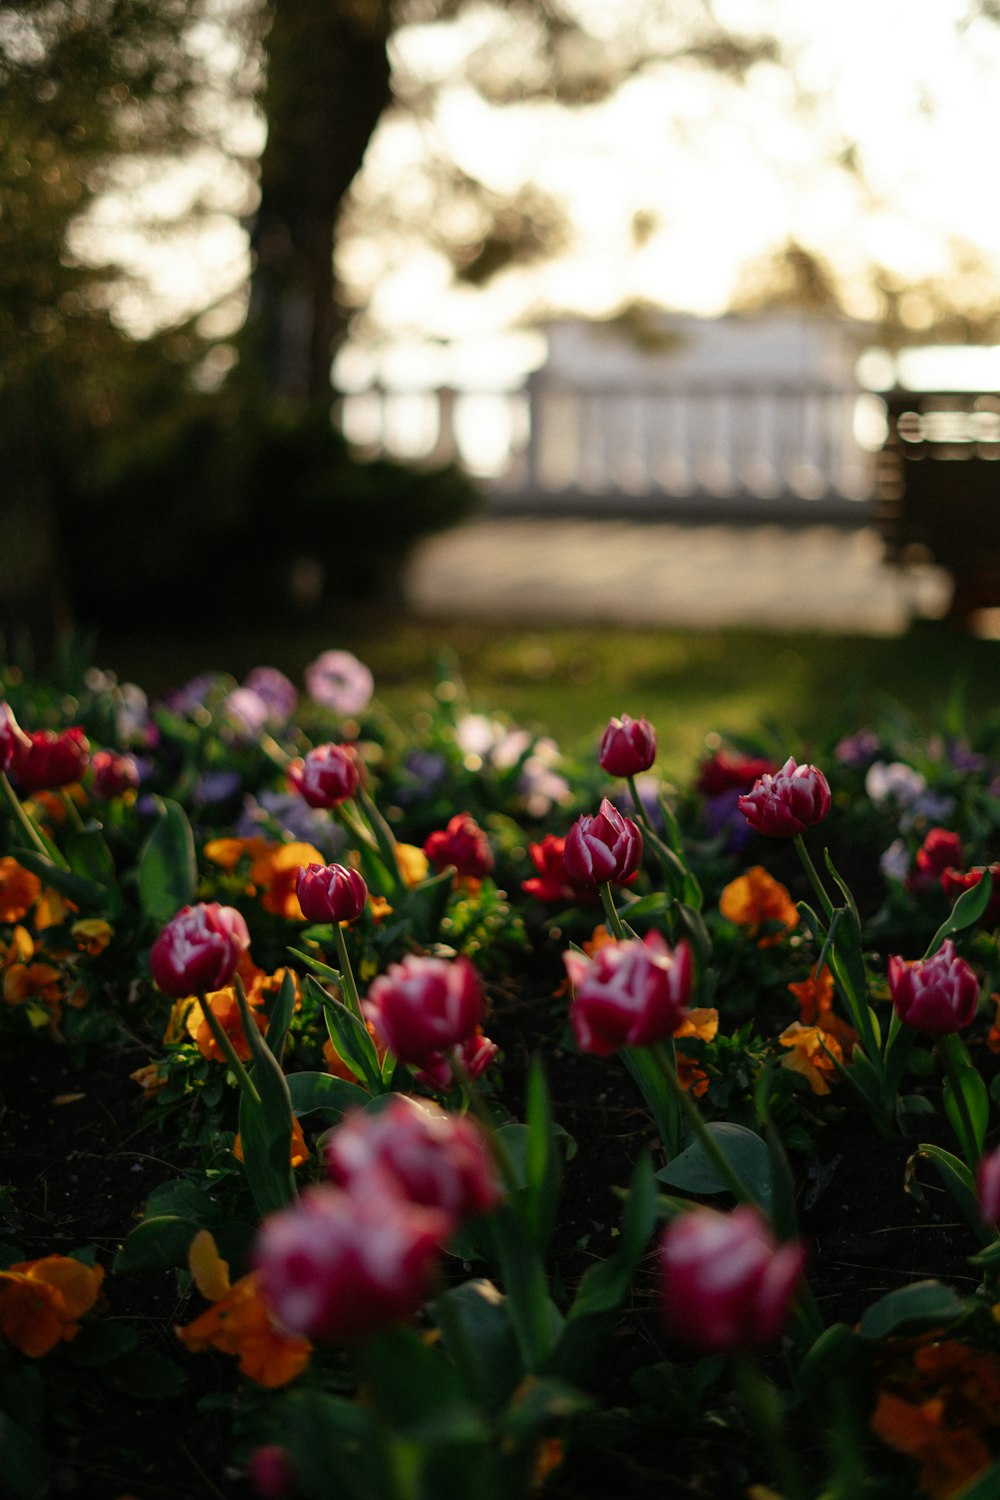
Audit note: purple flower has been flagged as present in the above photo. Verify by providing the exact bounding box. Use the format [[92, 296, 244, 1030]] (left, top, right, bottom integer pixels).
[[193, 770, 242, 806], [236, 792, 343, 857], [243, 667, 297, 728], [305, 651, 374, 716], [224, 687, 271, 740], [834, 730, 882, 770]]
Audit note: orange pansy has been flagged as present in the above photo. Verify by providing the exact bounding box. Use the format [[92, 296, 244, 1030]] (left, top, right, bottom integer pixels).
[[788, 965, 856, 1056], [203, 836, 271, 872], [0, 1255, 104, 1358], [719, 867, 798, 946], [0, 858, 41, 923], [674, 1007, 720, 1097], [396, 843, 429, 888], [778, 1022, 844, 1095]]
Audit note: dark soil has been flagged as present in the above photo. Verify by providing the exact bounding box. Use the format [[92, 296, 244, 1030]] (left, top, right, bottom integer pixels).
[[0, 973, 990, 1500]]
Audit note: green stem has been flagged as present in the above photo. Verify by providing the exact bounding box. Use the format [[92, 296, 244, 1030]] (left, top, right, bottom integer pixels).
[[59, 788, 86, 833], [938, 1032, 983, 1168], [792, 833, 834, 923], [599, 882, 627, 940], [332, 921, 363, 1023], [732, 1354, 806, 1500], [0, 771, 68, 868], [355, 786, 406, 896], [198, 992, 262, 1107], [652, 1043, 753, 1207]]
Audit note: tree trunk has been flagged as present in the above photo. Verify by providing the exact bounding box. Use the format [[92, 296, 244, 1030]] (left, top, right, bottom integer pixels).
[[248, 0, 393, 407]]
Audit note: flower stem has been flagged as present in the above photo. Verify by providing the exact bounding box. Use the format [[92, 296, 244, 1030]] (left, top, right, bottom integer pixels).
[[198, 992, 262, 1107], [732, 1354, 807, 1500], [332, 921, 363, 1023], [653, 1043, 753, 1207], [792, 834, 834, 923], [599, 882, 627, 940], [0, 772, 68, 868]]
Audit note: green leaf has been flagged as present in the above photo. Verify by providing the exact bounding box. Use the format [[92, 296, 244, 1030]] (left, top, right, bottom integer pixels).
[[914, 1144, 990, 1244], [138, 798, 196, 922], [522, 1057, 560, 1253], [617, 892, 669, 921], [359, 1326, 489, 1445], [68, 1321, 138, 1366], [286, 1070, 370, 1121], [431, 1280, 522, 1411], [305, 975, 383, 1093], [283, 1390, 389, 1500], [65, 828, 120, 914], [951, 1458, 1000, 1500], [266, 969, 297, 1065], [656, 1123, 772, 1212], [234, 982, 297, 1216], [926, 870, 994, 957], [0, 1414, 48, 1500], [288, 946, 343, 986], [113, 1215, 204, 1273], [857, 1281, 965, 1340], [566, 1155, 655, 1323], [9, 847, 110, 912], [942, 1065, 989, 1164]]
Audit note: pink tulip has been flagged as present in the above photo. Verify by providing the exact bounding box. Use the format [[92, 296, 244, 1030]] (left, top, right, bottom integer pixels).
[[296, 862, 368, 924], [563, 799, 643, 888], [424, 813, 494, 879], [887, 939, 980, 1035], [737, 757, 831, 838], [415, 1030, 499, 1092], [977, 1144, 1000, 1227], [363, 954, 484, 1066], [598, 714, 657, 777], [660, 1206, 806, 1352], [564, 931, 692, 1056], [255, 1185, 445, 1342], [149, 902, 250, 998], [289, 743, 360, 809], [325, 1096, 501, 1223]]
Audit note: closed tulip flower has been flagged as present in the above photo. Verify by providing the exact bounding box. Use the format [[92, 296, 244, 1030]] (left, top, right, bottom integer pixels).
[[737, 757, 831, 838], [325, 1096, 501, 1224], [977, 1144, 1000, 1227], [423, 812, 494, 879], [563, 799, 643, 888], [255, 1186, 445, 1343], [660, 1206, 806, 1353], [0, 704, 29, 774], [295, 862, 368, 924], [13, 727, 90, 792], [289, 743, 360, 809], [150, 903, 251, 998], [598, 715, 657, 778], [887, 939, 980, 1035], [564, 930, 693, 1056], [91, 749, 141, 800], [363, 953, 484, 1066]]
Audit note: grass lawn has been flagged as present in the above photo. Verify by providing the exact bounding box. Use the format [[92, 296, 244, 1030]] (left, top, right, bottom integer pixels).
[[94, 614, 1000, 781]]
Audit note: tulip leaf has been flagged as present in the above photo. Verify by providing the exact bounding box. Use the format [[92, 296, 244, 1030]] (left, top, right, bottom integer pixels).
[[0, 1413, 49, 1500], [941, 1051, 989, 1166], [138, 797, 196, 922], [264, 968, 296, 1065], [522, 1057, 561, 1253], [113, 1214, 204, 1273], [358, 1326, 489, 1445], [925, 870, 994, 957], [234, 981, 297, 1216], [431, 1280, 522, 1411], [286, 1070, 370, 1121], [656, 1123, 772, 1212], [9, 847, 111, 912], [909, 1144, 989, 1243], [857, 1281, 965, 1340], [305, 974, 383, 1093], [100, 1349, 188, 1400]]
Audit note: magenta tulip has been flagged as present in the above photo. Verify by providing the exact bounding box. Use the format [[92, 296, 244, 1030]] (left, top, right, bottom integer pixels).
[[737, 757, 831, 838], [149, 902, 251, 998], [563, 798, 643, 888], [424, 813, 494, 879], [296, 862, 368, 924], [977, 1145, 1000, 1227], [598, 714, 657, 777], [363, 954, 484, 1066], [660, 1206, 806, 1353], [13, 726, 90, 792], [91, 749, 140, 800], [887, 939, 980, 1036], [564, 930, 692, 1056], [289, 743, 360, 809]]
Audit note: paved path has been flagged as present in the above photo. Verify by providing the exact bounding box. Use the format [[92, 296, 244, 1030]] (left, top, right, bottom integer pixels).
[[407, 518, 950, 635]]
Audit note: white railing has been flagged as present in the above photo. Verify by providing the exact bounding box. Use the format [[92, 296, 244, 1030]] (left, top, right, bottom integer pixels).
[[339, 379, 881, 509]]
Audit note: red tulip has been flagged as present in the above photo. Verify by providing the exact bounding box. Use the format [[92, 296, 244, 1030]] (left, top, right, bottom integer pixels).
[[325, 1095, 501, 1223], [288, 743, 360, 809], [424, 813, 494, 879], [564, 930, 692, 1056], [660, 1206, 805, 1352], [149, 902, 250, 998], [0, 704, 30, 774], [563, 799, 643, 888], [908, 827, 964, 893], [737, 757, 831, 838], [91, 749, 140, 800], [296, 862, 368, 924], [940, 865, 1000, 927], [887, 940, 980, 1035], [363, 954, 483, 1066], [414, 1030, 499, 1092], [598, 715, 657, 777], [13, 727, 90, 792], [255, 1185, 445, 1342]]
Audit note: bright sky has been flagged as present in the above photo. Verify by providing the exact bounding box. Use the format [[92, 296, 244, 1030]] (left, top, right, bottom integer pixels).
[[85, 0, 1000, 383]]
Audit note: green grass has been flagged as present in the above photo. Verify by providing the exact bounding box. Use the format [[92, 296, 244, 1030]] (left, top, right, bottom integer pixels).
[[94, 616, 1000, 781]]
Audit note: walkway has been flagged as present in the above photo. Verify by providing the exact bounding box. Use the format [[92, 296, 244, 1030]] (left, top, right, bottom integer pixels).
[[407, 518, 951, 635]]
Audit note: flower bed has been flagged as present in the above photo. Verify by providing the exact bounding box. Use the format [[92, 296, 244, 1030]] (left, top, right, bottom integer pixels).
[[3, 656, 1000, 1499]]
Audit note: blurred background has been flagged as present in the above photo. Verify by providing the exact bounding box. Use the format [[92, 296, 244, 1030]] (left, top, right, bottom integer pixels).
[[6, 0, 1000, 748]]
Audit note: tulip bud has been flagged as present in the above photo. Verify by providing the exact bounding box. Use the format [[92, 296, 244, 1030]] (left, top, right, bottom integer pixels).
[[0, 703, 30, 774], [91, 749, 141, 800], [255, 1185, 445, 1342], [414, 1029, 499, 1092], [149, 902, 251, 998], [887, 940, 980, 1035], [598, 714, 657, 777], [563, 799, 643, 887], [362, 954, 483, 1066], [978, 1145, 1000, 1227], [249, 1446, 296, 1500], [737, 756, 831, 838], [424, 812, 494, 879], [13, 727, 90, 792], [563, 930, 692, 1056], [326, 1096, 501, 1223], [908, 827, 964, 893], [659, 1206, 806, 1353], [288, 743, 360, 809], [295, 862, 368, 924]]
